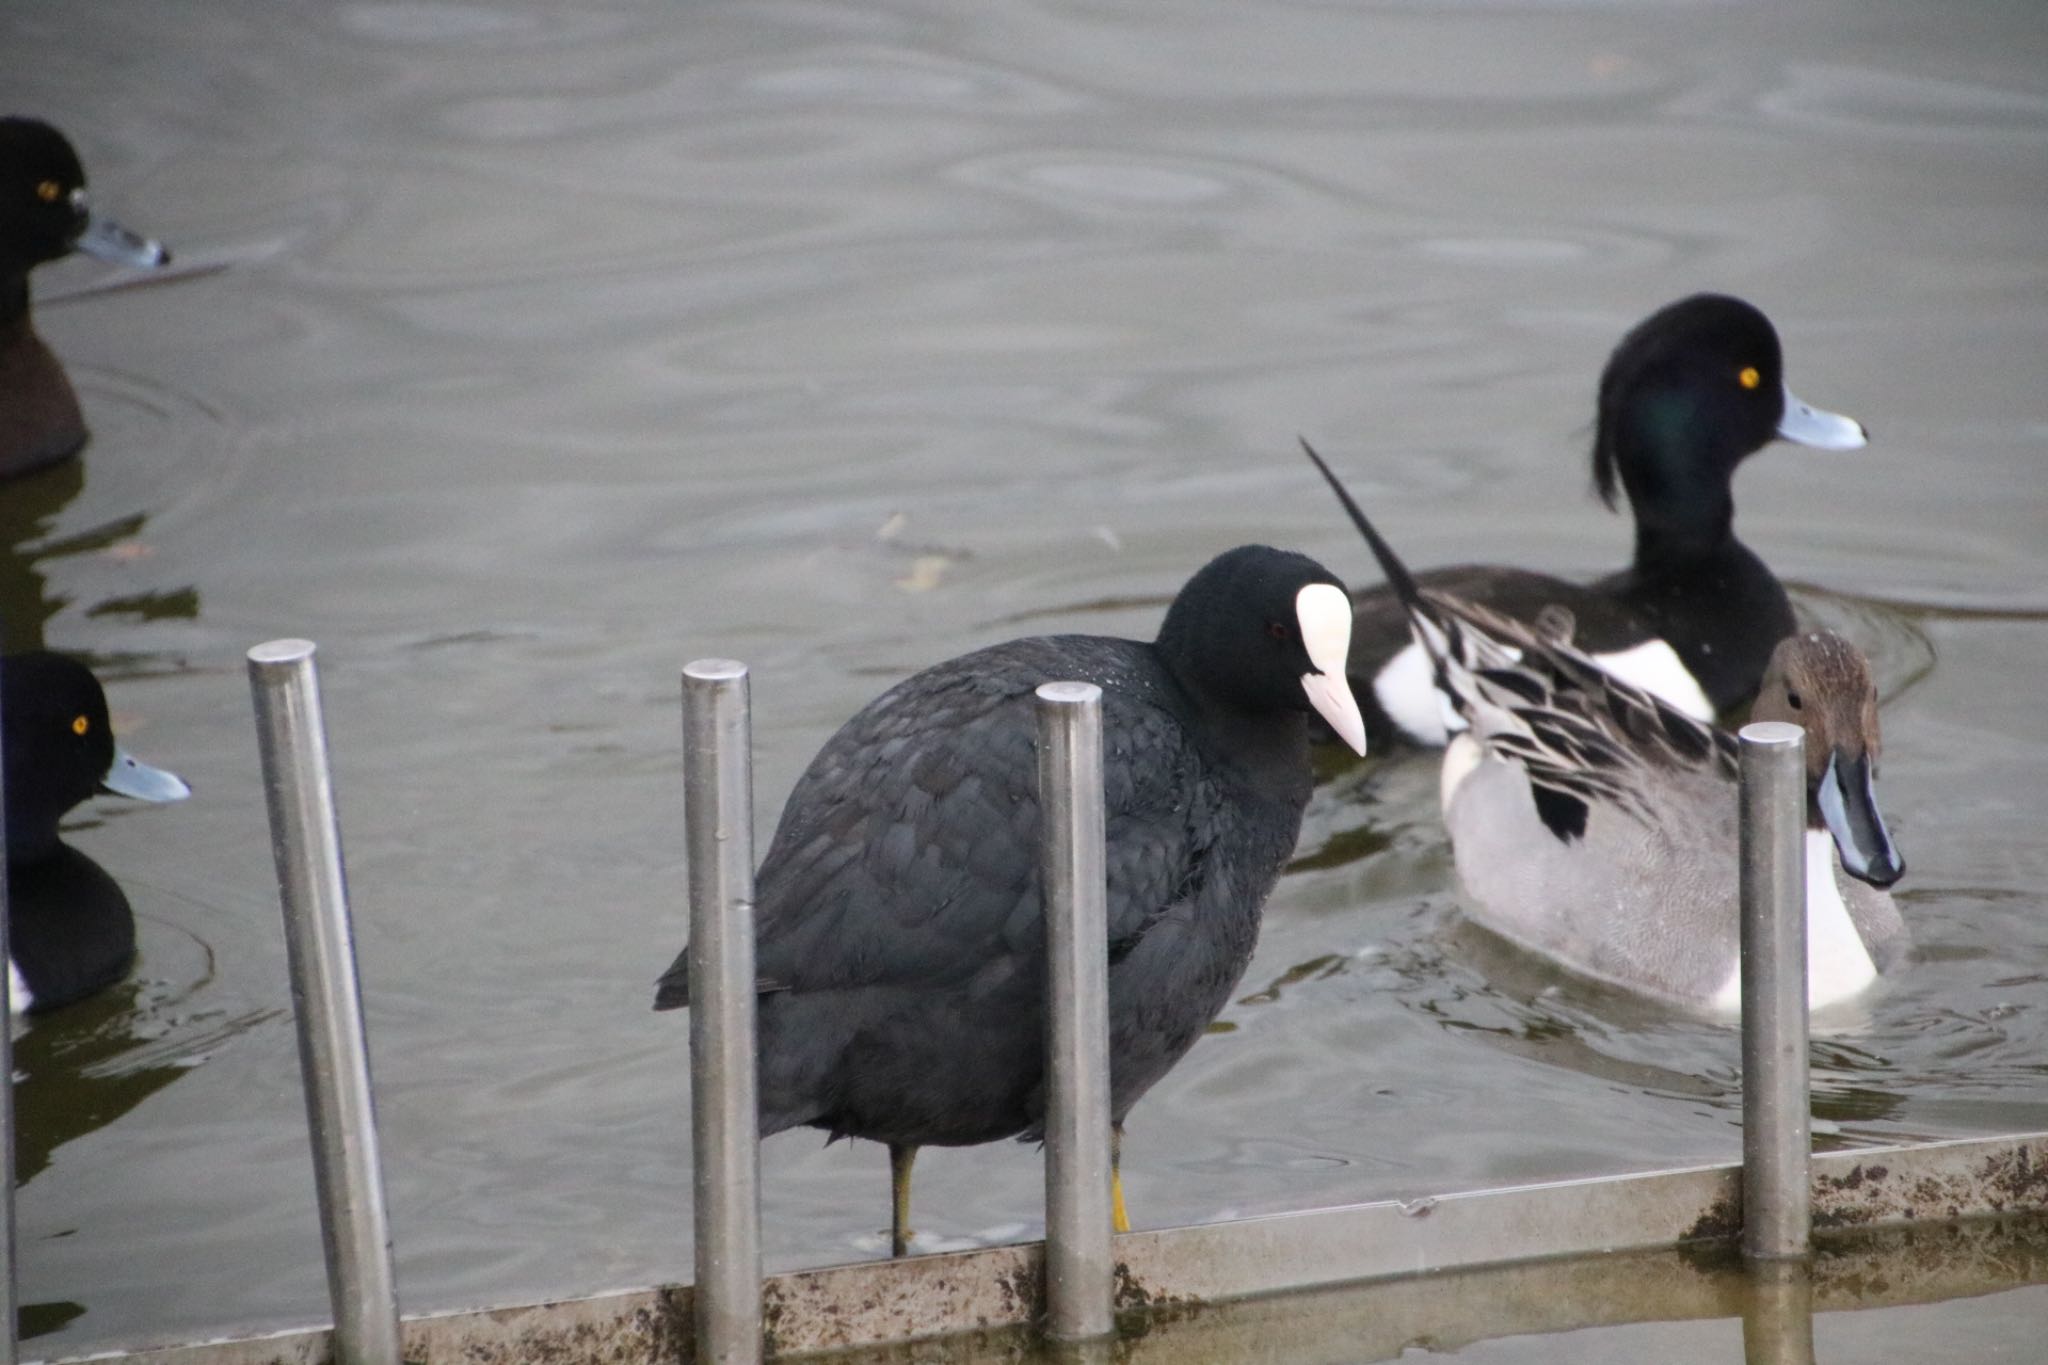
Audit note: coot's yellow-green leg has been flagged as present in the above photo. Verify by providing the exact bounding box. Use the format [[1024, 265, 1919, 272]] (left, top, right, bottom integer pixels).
[[890, 1143, 918, 1257], [1111, 1124, 1130, 1234]]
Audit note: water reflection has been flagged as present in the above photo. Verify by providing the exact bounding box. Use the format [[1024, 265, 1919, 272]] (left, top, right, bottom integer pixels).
[[12, 920, 279, 1179], [18, 1301, 84, 1342], [1744, 1259, 1815, 1365], [812, 1215, 2048, 1362], [14, 978, 186, 1183], [12, 976, 276, 1340], [10, 901, 279, 1337], [0, 457, 85, 652], [0, 459, 200, 653]]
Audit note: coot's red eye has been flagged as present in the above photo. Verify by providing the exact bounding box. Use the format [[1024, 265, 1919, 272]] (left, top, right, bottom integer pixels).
[[1267, 620, 1291, 641]]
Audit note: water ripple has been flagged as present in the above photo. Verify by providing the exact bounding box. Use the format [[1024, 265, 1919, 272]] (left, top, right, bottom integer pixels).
[[1761, 63, 2048, 141], [950, 149, 1258, 219]]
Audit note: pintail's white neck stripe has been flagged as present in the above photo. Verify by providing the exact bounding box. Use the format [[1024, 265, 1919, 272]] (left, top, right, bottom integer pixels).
[[1804, 828, 1880, 1007], [1710, 829, 1880, 1014]]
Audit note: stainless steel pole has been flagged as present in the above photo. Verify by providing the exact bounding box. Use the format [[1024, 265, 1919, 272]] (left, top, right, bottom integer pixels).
[[0, 673, 17, 1365], [682, 659, 762, 1365], [1739, 719, 1811, 1262], [247, 639, 402, 1364], [1036, 681, 1115, 1342]]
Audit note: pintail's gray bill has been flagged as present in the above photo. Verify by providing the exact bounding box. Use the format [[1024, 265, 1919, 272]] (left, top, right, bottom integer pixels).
[[1817, 748, 1903, 887]]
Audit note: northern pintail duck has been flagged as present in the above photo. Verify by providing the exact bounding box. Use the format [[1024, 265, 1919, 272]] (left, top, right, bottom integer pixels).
[[1349, 294, 1868, 750], [1306, 443, 1907, 1015], [5, 651, 190, 1013], [656, 545, 1367, 1254], [1, 116, 171, 478]]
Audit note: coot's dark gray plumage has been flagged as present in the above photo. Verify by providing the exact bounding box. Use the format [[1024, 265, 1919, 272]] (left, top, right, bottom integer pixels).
[[1345, 294, 1868, 749], [654, 544, 1367, 1254]]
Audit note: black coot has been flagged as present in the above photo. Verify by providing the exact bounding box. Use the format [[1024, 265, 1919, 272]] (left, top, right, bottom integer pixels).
[[655, 544, 1368, 1255], [4, 651, 190, 1013]]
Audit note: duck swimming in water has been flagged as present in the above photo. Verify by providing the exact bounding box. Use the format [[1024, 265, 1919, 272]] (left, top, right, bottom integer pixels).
[[5, 650, 190, 1013], [1345, 294, 1868, 749], [1306, 440, 1906, 1015], [1, 116, 172, 478]]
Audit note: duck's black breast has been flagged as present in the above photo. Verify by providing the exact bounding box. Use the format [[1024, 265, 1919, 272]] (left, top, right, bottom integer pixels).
[[1590, 537, 1795, 715], [9, 844, 137, 1013], [691, 632, 1309, 1148], [0, 301, 91, 478]]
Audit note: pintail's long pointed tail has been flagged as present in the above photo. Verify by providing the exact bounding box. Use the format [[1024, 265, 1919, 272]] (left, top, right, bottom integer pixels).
[[1298, 437, 1456, 692], [1299, 438, 1425, 607]]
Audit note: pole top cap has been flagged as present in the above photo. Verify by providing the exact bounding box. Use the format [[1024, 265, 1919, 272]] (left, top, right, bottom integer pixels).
[[684, 658, 748, 682], [248, 638, 317, 665], [1739, 719, 1804, 748], [1036, 680, 1103, 706]]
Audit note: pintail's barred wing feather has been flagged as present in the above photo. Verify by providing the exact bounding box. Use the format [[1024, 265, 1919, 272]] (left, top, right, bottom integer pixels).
[[1296, 436, 1735, 845], [1428, 592, 1738, 842]]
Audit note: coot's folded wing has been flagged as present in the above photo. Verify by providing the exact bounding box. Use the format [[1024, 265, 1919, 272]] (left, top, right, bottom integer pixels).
[[658, 636, 1201, 1007]]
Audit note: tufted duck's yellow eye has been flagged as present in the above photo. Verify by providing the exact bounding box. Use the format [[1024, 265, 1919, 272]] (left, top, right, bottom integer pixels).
[[72, 714, 90, 736], [36, 179, 63, 204], [1738, 365, 1761, 390]]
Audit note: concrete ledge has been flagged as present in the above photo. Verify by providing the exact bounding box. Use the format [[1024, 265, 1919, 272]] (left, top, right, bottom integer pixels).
[[48, 1133, 2048, 1364]]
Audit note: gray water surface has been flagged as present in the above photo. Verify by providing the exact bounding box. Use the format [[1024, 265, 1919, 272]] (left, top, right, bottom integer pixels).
[[4, 0, 2045, 1354]]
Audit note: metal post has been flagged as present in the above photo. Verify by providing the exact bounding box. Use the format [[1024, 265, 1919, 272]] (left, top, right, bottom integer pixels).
[[1036, 681, 1115, 1342], [247, 640, 402, 1365], [1739, 719, 1811, 1261], [0, 676, 17, 1365], [682, 660, 762, 1365]]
